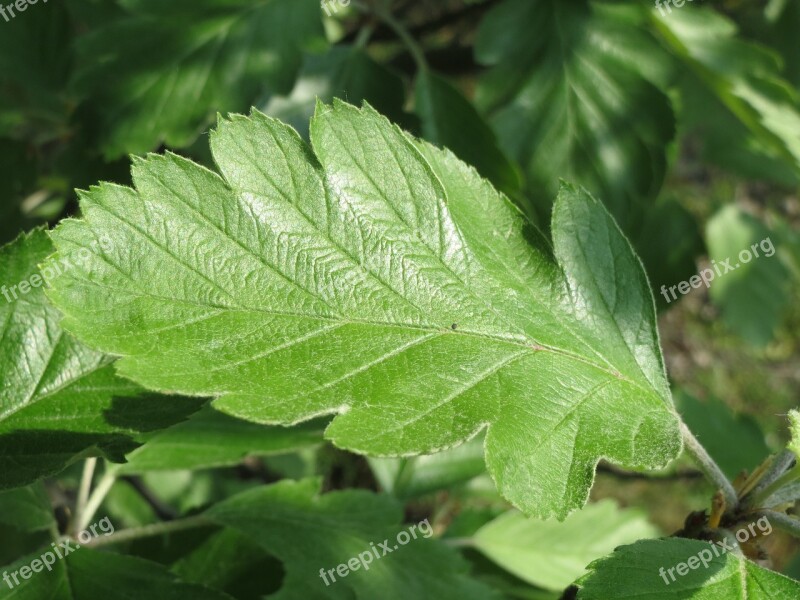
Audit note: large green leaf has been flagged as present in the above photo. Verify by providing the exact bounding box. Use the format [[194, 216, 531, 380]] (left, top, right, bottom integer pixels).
[[576, 538, 800, 599], [472, 499, 660, 591], [205, 478, 494, 600], [47, 101, 681, 518], [71, 0, 326, 158], [475, 0, 674, 228], [0, 229, 204, 490], [0, 547, 233, 599]]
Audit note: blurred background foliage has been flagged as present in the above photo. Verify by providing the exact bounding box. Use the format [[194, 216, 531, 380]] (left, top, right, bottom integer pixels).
[[1, 0, 799, 596]]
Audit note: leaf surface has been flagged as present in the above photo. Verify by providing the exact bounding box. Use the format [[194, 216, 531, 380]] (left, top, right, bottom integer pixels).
[[47, 101, 681, 518]]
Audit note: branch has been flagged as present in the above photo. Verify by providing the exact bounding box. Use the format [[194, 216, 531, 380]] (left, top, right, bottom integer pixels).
[[120, 476, 179, 521]]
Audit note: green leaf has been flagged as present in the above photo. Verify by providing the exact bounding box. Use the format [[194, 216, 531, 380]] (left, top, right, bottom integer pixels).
[[576, 538, 800, 599], [205, 478, 495, 599], [263, 45, 410, 139], [473, 499, 660, 591], [0, 547, 233, 599], [705, 205, 791, 346], [47, 101, 681, 519], [0, 483, 54, 533], [654, 5, 800, 179], [415, 70, 521, 196], [118, 407, 325, 473], [675, 390, 769, 479], [71, 0, 326, 158], [475, 0, 674, 228], [0, 229, 205, 490]]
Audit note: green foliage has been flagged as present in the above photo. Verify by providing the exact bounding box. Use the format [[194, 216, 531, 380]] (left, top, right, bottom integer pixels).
[[1, 0, 800, 597]]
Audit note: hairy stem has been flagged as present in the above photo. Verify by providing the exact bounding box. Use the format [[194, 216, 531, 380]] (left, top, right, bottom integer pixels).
[[84, 515, 212, 548], [759, 510, 800, 539], [680, 421, 738, 510]]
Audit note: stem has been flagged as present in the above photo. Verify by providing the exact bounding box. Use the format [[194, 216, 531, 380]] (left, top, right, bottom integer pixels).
[[73, 458, 97, 535], [78, 467, 116, 532], [680, 422, 738, 510], [751, 464, 800, 508], [352, 0, 428, 70], [84, 515, 212, 548], [759, 510, 800, 539]]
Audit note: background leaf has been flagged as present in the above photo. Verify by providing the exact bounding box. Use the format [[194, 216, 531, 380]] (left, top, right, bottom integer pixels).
[[472, 499, 660, 591]]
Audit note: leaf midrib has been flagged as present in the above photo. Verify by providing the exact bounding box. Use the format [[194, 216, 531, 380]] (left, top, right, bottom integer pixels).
[[62, 276, 649, 396]]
